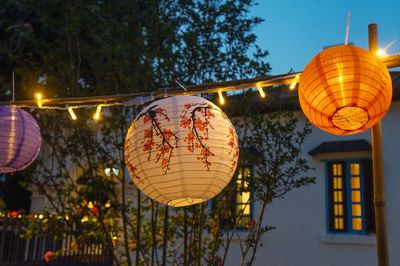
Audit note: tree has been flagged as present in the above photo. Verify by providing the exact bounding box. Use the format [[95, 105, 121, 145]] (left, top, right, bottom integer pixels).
[[0, 1, 314, 266], [0, 0, 269, 100]]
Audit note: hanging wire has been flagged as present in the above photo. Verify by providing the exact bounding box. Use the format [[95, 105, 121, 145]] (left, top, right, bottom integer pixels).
[[1, 54, 399, 110], [12, 71, 15, 103], [345, 10, 351, 45]]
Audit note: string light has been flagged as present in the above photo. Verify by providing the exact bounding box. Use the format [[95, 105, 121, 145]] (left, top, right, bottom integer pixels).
[[377, 39, 397, 58], [290, 74, 300, 90], [67, 107, 77, 120], [218, 90, 225, 105], [93, 105, 102, 120], [35, 92, 43, 108], [377, 49, 388, 58], [2, 71, 374, 123], [257, 85, 266, 98]]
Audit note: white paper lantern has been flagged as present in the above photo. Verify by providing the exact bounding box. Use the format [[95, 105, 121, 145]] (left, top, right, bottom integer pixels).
[[124, 96, 239, 207]]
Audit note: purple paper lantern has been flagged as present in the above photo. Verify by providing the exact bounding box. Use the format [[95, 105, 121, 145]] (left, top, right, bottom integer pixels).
[[0, 106, 41, 173]]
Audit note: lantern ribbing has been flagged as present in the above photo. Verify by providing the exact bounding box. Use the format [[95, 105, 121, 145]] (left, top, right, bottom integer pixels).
[[298, 45, 392, 136], [124, 96, 239, 207], [0, 106, 41, 173]]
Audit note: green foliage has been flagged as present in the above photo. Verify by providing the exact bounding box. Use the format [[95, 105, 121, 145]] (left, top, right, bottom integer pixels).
[[0, 0, 270, 101], [0, 1, 315, 266], [243, 111, 315, 202], [0, 172, 31, 212]]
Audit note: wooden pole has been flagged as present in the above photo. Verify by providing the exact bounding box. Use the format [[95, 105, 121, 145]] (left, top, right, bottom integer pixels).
[[369, 23, 390, 266]]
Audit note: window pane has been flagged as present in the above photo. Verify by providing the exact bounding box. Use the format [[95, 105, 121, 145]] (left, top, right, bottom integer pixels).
[[334, 177, 343, 189], [350, 163, 360, 175], [334, 218, 344, 230], [338, 191, 343, 202], [337, 178, 342, 189], [337, 164, 342, 175], [243, 204, 250, 215], [351, 177, 360, 189], [334, 204, 344, 216], [352, 204, 362, 216], [351, 191, 361, 203], [237, 172, 243, 183], [243, 168, 251, 177], [241, 192, 250, 204], [235, 167, 252, 229], [352, 218, 362, 230]]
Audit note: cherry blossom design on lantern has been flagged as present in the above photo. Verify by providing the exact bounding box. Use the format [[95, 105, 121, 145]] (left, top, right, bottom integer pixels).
[[126, 161, 140, 180], [124, 135, 142, 180], [227, 127, 239, 170], [139, 105, 179, 174], [180, 102, 216, 170]]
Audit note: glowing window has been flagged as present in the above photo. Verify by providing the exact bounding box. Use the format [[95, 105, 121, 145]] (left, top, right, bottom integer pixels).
[[327, 160, 375, 234], [236, 167, 252, 228]]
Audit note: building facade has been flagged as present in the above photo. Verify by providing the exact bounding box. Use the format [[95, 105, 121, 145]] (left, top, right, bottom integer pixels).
[[225, 73, 400, 266]]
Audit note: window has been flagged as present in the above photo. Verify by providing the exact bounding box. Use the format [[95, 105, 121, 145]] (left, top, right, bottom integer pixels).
[[235, 167, 252, 228], [326, 160, 375, 234], [216, 166, 253, 230]]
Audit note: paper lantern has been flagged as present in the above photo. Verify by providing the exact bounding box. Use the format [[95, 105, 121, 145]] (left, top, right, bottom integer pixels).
[[124, 96, 239, 207], [0, 106, 41, 173], [298, 45, 392, 135]]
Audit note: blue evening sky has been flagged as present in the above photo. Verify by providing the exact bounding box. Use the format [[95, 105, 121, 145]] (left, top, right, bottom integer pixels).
[[251, 0, 400, 74]]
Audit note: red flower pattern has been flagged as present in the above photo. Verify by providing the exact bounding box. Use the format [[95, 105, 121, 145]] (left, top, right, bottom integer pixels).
[[126, 100, 239, 177], [228, 127, 239, 170], [180, 102, 216, 170], [126, 162, 140, 180], [140, 105, 178, 174]]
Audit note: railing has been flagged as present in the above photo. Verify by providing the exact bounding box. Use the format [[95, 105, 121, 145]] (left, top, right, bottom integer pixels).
[[0, 218, 112, 266]]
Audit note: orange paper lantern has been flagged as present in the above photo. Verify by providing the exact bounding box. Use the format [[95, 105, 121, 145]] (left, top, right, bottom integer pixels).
[[124, 96, 239, 207], [298, 45, 392, 135]]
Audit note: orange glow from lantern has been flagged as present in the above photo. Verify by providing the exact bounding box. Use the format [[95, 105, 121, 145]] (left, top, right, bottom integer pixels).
[[298, 45, 392, 136]]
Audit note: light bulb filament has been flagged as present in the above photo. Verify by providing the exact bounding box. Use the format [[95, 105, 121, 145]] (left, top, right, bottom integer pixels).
[[35, 93, 43, 108], [218, 91, 225, 105], [68, 107, 77, 120], [257, 86, 266, 98], [93, 105, 102, 120], [290, 74, 301, 90]]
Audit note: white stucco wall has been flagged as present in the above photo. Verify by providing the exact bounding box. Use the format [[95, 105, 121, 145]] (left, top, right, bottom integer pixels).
[[225, 101, 400, 266]]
